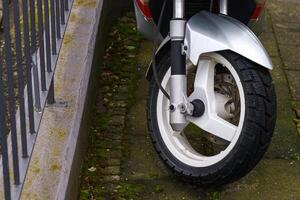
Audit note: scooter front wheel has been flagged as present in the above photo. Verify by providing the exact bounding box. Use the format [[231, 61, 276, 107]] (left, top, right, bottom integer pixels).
[[147, 51, 276, 186]]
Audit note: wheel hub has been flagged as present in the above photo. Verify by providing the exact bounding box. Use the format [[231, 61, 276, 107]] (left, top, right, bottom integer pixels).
[[191, 99, 205, 117]]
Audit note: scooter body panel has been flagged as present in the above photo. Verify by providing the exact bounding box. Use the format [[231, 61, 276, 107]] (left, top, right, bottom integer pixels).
[[133, 0, 162, 41], [146, 11, 272, 80], [184, 11, 273, 69]]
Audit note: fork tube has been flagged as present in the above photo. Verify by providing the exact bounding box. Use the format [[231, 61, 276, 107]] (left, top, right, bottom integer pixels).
[[169, 0, 187, 131], [173, 0, 184, 18], [219, 0, 228, 15]]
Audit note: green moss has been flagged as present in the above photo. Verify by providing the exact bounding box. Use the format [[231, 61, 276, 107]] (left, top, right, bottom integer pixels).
[[63, 34, 73, 46], [95, 113, 112, 131], [79, 189, 90, 199], [155, 185, 164, 193], [52, 148, 61, 157], [32, 166, 41, 174], [148, 172, 159, 178], [114, 183, 142, 199], [49, 127, 67, 141], [291, 100, 298, 111], [50, 164, 61, 171], [208, 191, 221, 200], [69, 13, 89, 24], [30, 158, 40, 174], [21, 192, 39, 200], [74, 0, 97, 8], [184, 123, 215, 155]]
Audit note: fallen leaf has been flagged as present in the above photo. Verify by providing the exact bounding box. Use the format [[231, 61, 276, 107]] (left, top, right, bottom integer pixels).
[[88, 167, 97, 172]]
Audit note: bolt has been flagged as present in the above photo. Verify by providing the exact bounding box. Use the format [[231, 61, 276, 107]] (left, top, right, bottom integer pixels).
[[170, 105, 175, 112], [179, 103, 187, 113]]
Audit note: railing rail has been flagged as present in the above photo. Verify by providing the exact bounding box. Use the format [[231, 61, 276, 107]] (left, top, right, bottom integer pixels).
[[0, 0, 74, 199]]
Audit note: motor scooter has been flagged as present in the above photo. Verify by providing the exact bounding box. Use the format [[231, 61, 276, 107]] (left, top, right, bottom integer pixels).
[[134, 0, 276, 186]]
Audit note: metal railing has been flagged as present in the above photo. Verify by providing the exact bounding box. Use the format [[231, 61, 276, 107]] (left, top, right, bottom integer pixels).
[[0, 0, 73, 199]]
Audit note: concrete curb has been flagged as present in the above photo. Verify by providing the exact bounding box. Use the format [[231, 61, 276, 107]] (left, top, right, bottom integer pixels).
[[20, 0, 130, 199]]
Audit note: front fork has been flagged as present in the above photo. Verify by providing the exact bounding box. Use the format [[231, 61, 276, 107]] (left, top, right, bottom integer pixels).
[[169, 0, 192, 131], [169, 0, 228, 131]]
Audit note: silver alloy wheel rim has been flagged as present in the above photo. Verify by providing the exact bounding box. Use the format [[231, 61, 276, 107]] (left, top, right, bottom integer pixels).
[[156, 53, 246, 167]]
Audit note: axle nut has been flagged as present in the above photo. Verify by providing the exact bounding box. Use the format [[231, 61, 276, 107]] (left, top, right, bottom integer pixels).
[[191, 99, 205, 117]]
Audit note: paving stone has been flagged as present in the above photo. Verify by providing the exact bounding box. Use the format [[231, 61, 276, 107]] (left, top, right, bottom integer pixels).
[[114, 92, 130, 100], [285, 70, 300, 134], [101, 158, 121, 167], [126, 103, 148, 136], [118, 85, 129, 93], [108, 115, 125, 127], [275, 29, 300, 45], [97, 148, 122, 159], [278, 45, 300, 64], [267, 0, 300, 23], [261, 13, 274, 33], [108, 100, 127, 108], [262, 41, 279, 58], [101, 166, 121, 175], [110, 108, 127, 116], [94, 138, 122, 150], [220, 159, 300, 200], [274, 22, 300, 32], [268, 0, 300, 45], [282, 61, 300, 71], [259, 28, 277, 43], [285, 70, 300, 102], [266, 58, 300, 159], [259, 31, 279, 57], [103, 132, 123, 140], [102, 175, 120, 182]]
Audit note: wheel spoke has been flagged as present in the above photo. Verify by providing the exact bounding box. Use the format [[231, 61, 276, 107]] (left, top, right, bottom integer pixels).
[[188, 58, 238, 142], [193, 59, 216, 104], [189, 114, 237, 142]]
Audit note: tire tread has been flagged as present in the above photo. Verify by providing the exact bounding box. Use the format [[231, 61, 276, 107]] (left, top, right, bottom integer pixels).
[[147, 51, 276, 187]]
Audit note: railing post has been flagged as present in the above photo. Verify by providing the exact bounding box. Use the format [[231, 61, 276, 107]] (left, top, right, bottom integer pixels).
[[3, 0, 20, 186], [23, 0, 36, 134], [32, 54, 42, 112], [13, 0, 28, 158], [0, 59, 11, 200], [47, 79, 55, 104]]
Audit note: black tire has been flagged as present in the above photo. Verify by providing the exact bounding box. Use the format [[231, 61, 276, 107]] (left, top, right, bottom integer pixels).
[[147, 51, 277, 186]]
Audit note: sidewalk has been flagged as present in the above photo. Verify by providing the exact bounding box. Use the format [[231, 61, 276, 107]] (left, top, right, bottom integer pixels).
[[220, 1, 300, 198], [267, 0, 300, 131], [80, 1, 300, 199]]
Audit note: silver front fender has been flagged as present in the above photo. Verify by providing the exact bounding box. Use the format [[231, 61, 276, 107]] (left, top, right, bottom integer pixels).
[[184, 11, 273, 69]]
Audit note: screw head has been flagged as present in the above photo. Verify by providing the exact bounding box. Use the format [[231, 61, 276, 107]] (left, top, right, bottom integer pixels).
[[179, 103, 187, 113], [169, 105, 175, 112]]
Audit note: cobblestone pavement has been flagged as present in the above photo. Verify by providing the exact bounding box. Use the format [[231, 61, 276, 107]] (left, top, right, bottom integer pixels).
[[80, 1, 300, 199], [267, 0, 300, 134]]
